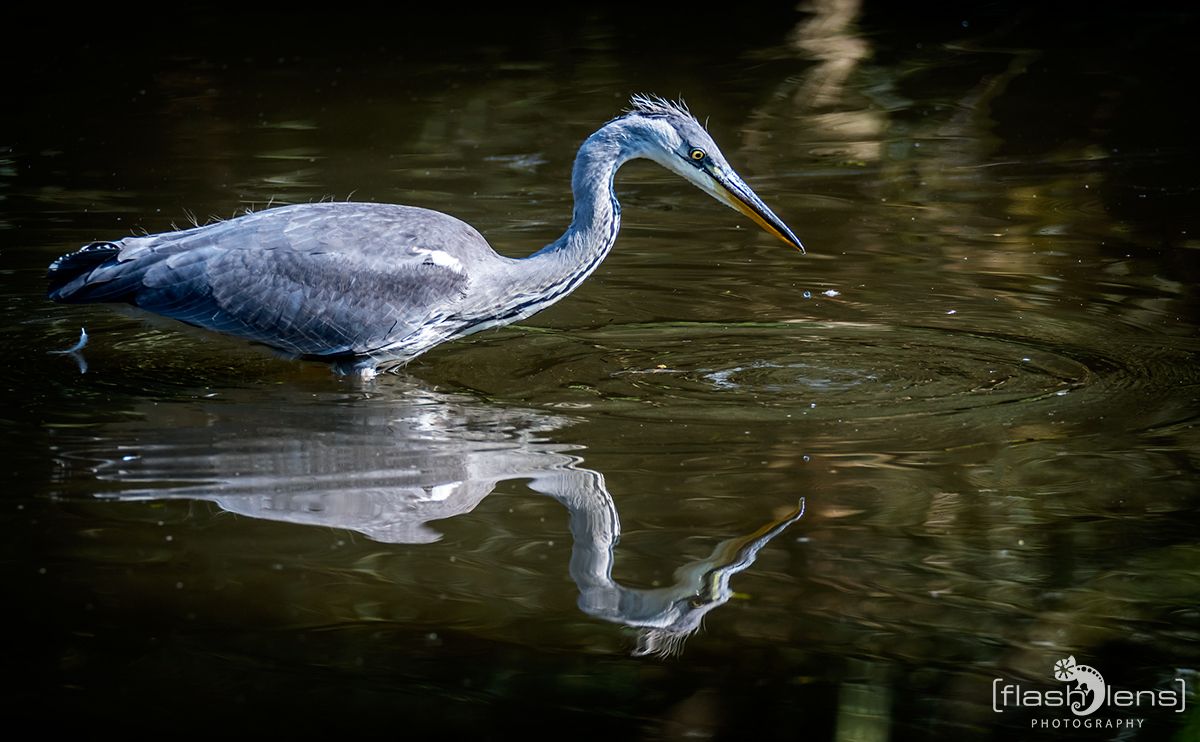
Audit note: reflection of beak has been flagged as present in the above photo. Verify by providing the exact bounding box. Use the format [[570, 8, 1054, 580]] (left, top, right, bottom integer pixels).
[[712, 168, 806, 253]]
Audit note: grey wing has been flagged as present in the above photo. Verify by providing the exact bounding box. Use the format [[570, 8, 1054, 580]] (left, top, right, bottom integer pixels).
[[119, 204, 481, 357]]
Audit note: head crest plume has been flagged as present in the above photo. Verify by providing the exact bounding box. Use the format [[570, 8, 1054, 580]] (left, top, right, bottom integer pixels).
[[633, 626, 696, 658], [626, 94, 701, 125]]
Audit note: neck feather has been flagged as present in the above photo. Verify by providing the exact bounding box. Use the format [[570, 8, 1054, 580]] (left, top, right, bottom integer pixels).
[[478, 121, 642, 326]]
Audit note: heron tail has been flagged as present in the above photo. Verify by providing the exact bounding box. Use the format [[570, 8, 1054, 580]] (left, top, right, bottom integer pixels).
[[47, 242, 127, 302]]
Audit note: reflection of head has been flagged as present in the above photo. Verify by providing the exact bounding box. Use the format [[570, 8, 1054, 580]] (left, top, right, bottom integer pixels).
[[576, 501, 806, 658]]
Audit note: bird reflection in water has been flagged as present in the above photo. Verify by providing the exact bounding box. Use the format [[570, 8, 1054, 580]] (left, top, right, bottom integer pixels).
[[70, 379, 804, 656]]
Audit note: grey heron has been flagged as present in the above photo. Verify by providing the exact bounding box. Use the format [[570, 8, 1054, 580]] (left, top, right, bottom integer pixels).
[[47, 95, 804, 379]]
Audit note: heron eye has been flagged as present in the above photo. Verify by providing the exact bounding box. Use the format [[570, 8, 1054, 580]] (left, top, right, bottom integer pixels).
[[689, 148, 706, 162]]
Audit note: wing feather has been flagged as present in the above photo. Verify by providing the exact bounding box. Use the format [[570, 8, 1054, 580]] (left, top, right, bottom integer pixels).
[[77, 203, 487, 358]]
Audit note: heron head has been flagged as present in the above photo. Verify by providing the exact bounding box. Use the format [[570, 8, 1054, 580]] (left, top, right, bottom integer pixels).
[[621, 95, 805, 253]]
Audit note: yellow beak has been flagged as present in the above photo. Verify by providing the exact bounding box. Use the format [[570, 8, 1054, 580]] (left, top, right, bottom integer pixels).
[[713, 168, 805, 253]]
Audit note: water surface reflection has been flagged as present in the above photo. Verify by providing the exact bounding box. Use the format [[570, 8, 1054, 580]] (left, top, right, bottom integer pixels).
[[56, 380, 803, 657]]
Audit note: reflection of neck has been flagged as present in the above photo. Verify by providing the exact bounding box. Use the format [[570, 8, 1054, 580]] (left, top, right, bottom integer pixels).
[[526, 463, 620, 596], [529, 464, 804, 654]]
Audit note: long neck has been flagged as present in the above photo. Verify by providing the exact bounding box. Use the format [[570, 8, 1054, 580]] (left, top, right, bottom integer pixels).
[[543, 126, 630, 267], [483, 124, 638, 324]]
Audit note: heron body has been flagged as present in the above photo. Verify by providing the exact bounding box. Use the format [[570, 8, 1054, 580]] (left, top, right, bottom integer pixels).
[[48, 96, 803, 378]]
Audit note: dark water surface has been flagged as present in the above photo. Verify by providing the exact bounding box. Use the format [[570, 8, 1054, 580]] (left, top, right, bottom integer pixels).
[[3, 4, 1198, 738]]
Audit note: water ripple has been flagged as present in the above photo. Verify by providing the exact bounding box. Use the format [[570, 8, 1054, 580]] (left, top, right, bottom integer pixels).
[[561, 321, 1200, 426]]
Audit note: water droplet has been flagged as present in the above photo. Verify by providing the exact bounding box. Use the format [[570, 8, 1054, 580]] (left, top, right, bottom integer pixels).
[[946, 309, 957, 315], [802, 455, 810, 462], [802, 290, 812, 299], [822, 289, 840, 297]]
